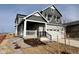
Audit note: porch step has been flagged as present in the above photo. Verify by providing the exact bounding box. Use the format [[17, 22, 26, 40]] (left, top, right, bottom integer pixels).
[[40, 37, 50, 42]]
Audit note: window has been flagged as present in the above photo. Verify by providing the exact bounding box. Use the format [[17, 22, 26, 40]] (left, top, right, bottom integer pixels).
[[57, 17, 60, 23], [57, 29, 59, 31], [57, 17, 60, 19], [47, 29, 52, 31], [53, 29, 59, 31], [48, 14, 52, 21], [50, 29, 52, 31], [48, 14, 52, 17], [54, 16, 60, 23], [54, 29, 56, 31]]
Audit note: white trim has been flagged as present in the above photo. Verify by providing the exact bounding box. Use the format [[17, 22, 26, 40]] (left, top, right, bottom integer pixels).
[[23, 11, 38, 19], [34, 13, 40, 16], [41, 5, 62, 17], [47, 23, 62, 26], [23, 20, 27, 37], [41, 5, 55, 11], [51, 6, 55, 9], [26, 19, 46, 24], [15, 25, 18, 36], [26, 30, 37, 39], [23, 11, 49, 23], [37, 11, 49, 22], [45, 23, 47, 31]]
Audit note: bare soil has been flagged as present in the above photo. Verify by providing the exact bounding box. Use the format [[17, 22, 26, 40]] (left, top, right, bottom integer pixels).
[[21, 41, 79, 54], [0, 35, 6, 43], [24, 39, 46, 47], [0, 37, 79, 54], [23, 39, 79, 54], [0, 34, 15, 44]]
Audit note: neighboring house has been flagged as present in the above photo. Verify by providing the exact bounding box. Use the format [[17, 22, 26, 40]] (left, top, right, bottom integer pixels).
[[64, 21, 79, 38], [15, 5, 65, 41]]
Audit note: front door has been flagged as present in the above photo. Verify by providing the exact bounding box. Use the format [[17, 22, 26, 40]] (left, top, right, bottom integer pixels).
[[38, 26, 44, 37]]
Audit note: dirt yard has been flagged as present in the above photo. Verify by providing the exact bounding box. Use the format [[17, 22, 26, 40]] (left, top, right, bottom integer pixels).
[[0, 33, 15, 44], [21, 41, 79, 54], [0, 37, 79, 54], [0, 34, 6, 43]]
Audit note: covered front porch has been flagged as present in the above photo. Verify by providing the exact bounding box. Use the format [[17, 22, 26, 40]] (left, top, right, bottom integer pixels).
[[23, 20, 46, 39]]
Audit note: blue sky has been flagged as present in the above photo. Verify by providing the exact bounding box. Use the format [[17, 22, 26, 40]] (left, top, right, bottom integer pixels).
[[0, 4, 79, 33], [55, 4, 79, 22]]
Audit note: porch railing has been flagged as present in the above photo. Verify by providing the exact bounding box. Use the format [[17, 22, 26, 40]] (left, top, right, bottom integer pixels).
[[26, 30, 52, 41], [38, 31, 52, 41], [45, 31, 52, 41], [26, 30, 37, 39]]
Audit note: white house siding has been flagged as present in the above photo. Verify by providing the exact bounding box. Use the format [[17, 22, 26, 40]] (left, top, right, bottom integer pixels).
[[18, 23, 24, 37], [15, 25, 18, 36], [46, 24, 65, 41]]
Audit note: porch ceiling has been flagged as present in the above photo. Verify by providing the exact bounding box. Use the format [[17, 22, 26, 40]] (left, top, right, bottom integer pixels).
[[27, 21, 45, 30]]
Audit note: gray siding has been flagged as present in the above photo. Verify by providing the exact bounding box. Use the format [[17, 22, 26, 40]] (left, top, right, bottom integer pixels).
[[41, 7, 62, 24], [15, 14, 27, 25], [26, 15, 46, 22]]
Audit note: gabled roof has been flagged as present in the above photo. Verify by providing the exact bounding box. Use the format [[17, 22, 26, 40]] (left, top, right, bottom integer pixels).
[[15, 14, 27, 23], [40, 5, 62, 17], [15, 5, 62, 24], [23, 11, 49, 22], [16, 14, 27, 18]]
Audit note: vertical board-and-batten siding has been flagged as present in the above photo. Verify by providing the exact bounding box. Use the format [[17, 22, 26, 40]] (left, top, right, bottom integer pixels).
[[26, 15, 46, 23], [41, 7, 62, 24]]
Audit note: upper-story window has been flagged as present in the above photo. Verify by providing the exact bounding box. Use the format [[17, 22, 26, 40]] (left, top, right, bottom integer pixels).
[[54, 16, 60, 23], [57, 17, 61, 23], [56, 19, 59, 23], [57, 17, 60, 19], [48, 14, 52, 21]]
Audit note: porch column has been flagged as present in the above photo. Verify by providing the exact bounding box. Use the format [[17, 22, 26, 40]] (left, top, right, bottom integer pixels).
[[15, 24, 18, 36], [23, 20, 27, 38]]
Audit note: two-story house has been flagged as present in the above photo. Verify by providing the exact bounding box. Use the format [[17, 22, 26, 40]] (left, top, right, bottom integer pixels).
[[15, 5, 65, 42]]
